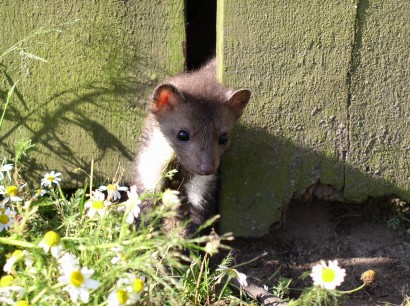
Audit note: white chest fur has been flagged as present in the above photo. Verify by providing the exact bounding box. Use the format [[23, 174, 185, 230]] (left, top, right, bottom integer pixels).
[[184, 174, 216, 209], [137, 127, 174, 191]]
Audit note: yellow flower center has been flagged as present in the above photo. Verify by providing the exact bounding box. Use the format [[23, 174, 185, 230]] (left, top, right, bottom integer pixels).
[[132, 278, 144, 293], [14, 301, 29, 306], [43, 231, 61, 246], [0, 207, 4, 214], [11, 250, 23, 259], [116, 289, 128, 304], [321, 267, 336, 283], [107, 184, 117, 191], [47, 176, 55, 182], [6, 185, 18, 196], [0, 214, 10, 224], [92, 200, 104, 210], [0, 275, 14, 287], [70, 271, 84, 287]]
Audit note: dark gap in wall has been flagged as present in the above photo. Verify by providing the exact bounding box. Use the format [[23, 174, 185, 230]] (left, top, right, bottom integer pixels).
[[185, 0, 217, 71]]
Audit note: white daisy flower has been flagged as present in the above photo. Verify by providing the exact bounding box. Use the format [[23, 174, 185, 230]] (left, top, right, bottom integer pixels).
[[34, 188, 47, 198], [117, 275, 145, 304], [38, 231, 64, 258], [84, 190, 111, 218], [107, 288, 129, 306], [0, 296, 14, 304], [0, 206, 16, 232], [57, 254, 100, 303], [98, 183, 127, 201], [0, 185, 24, 203], [310, 260, 346, 290], [58, 252, 80, 269], [111, 246, 125, 265], [0, 163, 13, 181], [0, 275, 25, 298], [118, 185, 141, 224], [3, 250, 33, 274], [161, 189, 180, 207], [40, 171, 62, 188]]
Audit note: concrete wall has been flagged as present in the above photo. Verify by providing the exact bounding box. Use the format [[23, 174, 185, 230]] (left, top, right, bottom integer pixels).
[[217, 0, 409, 236], [1, 0, 408, 237], [0, 0, 185, 185]]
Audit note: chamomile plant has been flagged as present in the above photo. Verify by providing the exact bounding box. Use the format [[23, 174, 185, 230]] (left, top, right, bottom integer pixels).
[[0, 151, 240, 305]]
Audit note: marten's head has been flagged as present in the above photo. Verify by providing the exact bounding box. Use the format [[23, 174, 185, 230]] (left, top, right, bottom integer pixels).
[[150, 82, 251, 176]]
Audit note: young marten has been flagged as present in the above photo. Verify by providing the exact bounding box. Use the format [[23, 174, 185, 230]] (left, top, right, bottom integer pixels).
[[133, 58, 251, 236]]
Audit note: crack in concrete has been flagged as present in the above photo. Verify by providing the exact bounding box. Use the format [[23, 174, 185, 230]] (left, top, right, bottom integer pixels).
[[343, 0, 369, 194]]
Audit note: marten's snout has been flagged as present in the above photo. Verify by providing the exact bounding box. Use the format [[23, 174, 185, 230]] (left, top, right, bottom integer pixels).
[[199, 163, 215, 175]]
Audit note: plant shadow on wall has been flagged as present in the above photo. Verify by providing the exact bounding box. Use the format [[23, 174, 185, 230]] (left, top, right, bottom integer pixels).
[[219, 124, 410, 304], [0, 20, 174, 185], [0, 72, 150, 184]]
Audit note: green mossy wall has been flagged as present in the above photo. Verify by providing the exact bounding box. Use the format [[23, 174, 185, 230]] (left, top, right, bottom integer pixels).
[[217, 0, 409, 236], [0, 0, 185, 185], [1, 1, 408, 237]]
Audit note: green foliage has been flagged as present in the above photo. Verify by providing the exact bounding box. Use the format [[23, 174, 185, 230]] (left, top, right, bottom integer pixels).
[[0, 155, 239, 305], [288, 286, 344, 306], [271, 277, 292, 300]]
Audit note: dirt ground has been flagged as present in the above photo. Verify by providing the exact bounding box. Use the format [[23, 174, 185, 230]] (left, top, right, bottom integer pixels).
[[230, 197, 410, 305]]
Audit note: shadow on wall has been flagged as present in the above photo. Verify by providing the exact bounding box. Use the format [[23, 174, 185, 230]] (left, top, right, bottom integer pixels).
[[0, 71, 149, 184], [219, 123, 409, 236]]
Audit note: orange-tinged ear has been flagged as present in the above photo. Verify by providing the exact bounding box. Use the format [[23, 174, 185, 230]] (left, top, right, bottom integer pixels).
[[226, 89, 251, 119], [151, 83, 185, 113]]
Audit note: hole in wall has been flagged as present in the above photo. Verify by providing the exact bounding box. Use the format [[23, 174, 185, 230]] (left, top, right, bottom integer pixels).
[[185, 0, 217, 70]]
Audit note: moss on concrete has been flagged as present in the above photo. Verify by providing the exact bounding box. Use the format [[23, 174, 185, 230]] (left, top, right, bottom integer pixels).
[[345, 1, 410, 201], [0, 0, 185, 186], [218, 0, 409, 236]]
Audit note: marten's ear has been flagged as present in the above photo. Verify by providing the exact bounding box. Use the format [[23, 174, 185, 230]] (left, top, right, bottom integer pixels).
[[226, 89, 251, 119], [151, 83, 185, 113]]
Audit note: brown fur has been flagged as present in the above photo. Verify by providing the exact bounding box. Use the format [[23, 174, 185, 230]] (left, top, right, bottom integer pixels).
[[134, 58, 251, 235]]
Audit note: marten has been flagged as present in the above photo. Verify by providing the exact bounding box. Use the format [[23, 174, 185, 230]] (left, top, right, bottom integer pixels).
[[133, 58, 251, 236]]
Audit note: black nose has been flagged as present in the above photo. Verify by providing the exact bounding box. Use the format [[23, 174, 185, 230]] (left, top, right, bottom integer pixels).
[[199, 164, 214, 175]]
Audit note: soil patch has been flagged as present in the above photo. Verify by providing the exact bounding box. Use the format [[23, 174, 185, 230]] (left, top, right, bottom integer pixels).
[[230, 198, 410, 305]]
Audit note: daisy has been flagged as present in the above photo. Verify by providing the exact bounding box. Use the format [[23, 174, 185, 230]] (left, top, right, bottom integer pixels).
[[98, 183, 127, 201], [107, 288, 129, 306], [117, 185, 141, 224], [0, 185, 24, 203], [84, 190, 111, 218], [117, 275, 145, 304], [58, 252, 79, 268], [310, 260, 346, 290], [40, 171, 62, 188], [3, 250, 33, 274], [57, 254, 100, 303], [111, 246, 125, 265], [0, 163, 13, 180], [0, 206, 16, 232], [38, 231, 64, 258], [0, 275, 25, 298], [0, 297, 14, 304], [34, 188, 47, 198], [161, 189, 180, 207]]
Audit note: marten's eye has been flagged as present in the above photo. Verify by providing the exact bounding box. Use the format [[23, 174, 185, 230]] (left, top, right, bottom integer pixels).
[[219, 133, 228, 145], [177, 130, 190, 142]]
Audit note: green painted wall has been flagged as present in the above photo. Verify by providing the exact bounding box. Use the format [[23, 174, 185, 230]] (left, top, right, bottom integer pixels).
[[0, 0, 185, 185], [217, 0, 409, 236]]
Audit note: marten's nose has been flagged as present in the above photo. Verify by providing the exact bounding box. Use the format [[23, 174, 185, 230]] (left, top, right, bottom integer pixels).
[[199, 163, 214, 175]]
